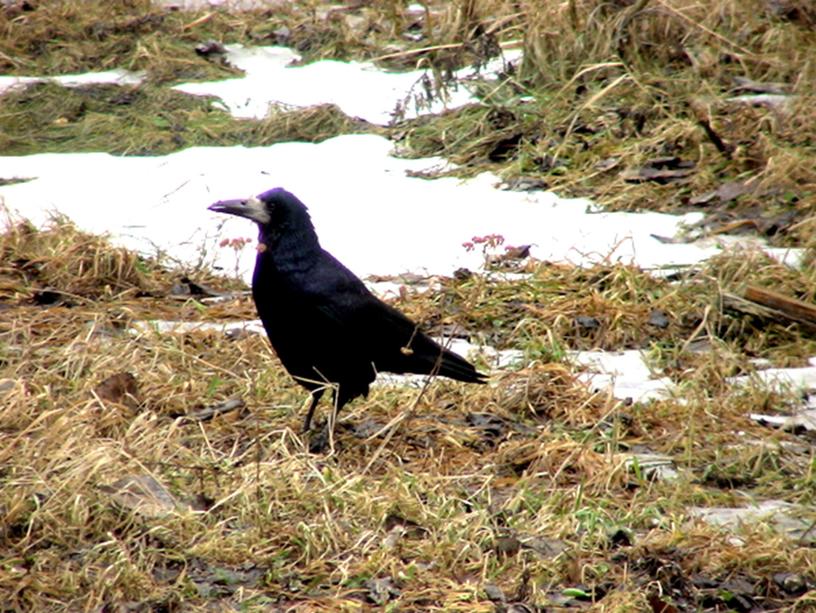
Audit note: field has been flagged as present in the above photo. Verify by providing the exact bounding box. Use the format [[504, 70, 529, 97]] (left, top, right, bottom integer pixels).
[[2, 1, 816, 610]]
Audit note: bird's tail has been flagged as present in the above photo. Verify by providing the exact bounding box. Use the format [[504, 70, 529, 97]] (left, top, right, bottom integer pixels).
[[409, 334, 488, 384], [436, 351, 488, 383]]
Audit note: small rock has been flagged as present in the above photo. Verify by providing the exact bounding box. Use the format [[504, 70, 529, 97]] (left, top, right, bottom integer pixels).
[[773, 571, 808, 595], [349, 418, 384, 438], [523, 536, 567, 559], [575, 315, 600, 331], [194, 40, 226, 57], [365, 577, 400, 605], [0, 378, 19, 395], [271, 26, 291, 45], [106, 474, 180, 518], [647, 309, 670, 329], [494, 535, 522, 556], [484, 582, 506, 603]]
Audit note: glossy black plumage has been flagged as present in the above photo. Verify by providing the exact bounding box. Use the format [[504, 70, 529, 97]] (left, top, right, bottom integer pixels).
[[209, 188, 486, 432]]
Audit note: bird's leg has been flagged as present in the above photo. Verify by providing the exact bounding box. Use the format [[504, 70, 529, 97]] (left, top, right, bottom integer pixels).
[[325, 387, 341, 439], [307, 386, 349, 455], [302, 389, 324, 433], [328, 387, 355, 431]]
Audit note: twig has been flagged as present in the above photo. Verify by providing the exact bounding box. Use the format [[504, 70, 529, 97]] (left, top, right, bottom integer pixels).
[[183, 12, 214, 30], [185, 398, 245, 422], [370, 43, 465, 63], [722, 285, 816, 333], [697, 117, 732, 157]]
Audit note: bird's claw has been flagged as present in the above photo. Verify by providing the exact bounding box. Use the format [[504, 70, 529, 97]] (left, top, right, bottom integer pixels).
[[307, 424, 330, 454]]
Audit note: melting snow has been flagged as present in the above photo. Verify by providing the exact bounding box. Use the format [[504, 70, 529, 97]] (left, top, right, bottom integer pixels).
[[1, 133, 736, 284], [690, 500, 816, 542], [0, 44, 807, 405], [0, 69, 143, 96], [573, 350, 675, 403], [730, 359, 816, 391], [174, 44, 522, 125]]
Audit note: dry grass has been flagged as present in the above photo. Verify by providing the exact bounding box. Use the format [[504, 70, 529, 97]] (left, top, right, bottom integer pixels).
[[2, 218, 816, 610], [0, 82, 378, 156], [3, 0, 816, 609]]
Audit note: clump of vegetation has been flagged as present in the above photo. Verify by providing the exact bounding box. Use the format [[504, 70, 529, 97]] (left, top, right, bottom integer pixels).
[[394, 0, 816, 249], [1, 0, 242, 82], [0, 215, 158, 299], [0, 82, 377, 155], [0, 0, 493, 80]]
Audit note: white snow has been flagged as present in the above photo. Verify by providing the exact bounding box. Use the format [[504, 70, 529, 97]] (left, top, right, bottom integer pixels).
[[731, 359, 816, 391], [129, 319, 266, 336], [690, 500, 816, 542], [0, 69, 143, 96], [174, 44, 522, 125], [0, 133, 737, 284], [572, 349, 675, 403], [730, 360, 816, 432]]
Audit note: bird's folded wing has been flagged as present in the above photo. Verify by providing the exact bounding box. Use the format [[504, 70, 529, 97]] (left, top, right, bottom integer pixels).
[[292, 258, 484, 382], [308, 289, 483, 381]]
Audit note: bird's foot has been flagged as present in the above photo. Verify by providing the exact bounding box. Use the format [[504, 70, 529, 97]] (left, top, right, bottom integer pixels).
[[307, 423, 331, 454]]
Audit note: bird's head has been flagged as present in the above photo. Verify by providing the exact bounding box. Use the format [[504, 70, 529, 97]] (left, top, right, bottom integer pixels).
[[209, 188, 316, 244]]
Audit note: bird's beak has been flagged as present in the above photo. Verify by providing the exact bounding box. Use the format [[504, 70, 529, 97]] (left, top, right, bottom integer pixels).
[[208, 196, 270, 224]]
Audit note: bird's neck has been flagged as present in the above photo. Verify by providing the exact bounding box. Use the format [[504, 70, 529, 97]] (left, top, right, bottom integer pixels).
[[256, 224, 321, 277]]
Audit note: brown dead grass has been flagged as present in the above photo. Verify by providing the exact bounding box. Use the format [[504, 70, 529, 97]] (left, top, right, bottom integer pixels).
[[2, 218, 816, 610]]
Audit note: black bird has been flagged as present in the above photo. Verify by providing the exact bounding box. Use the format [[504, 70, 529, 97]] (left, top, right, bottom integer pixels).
[[209, 188, 487, 433]]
